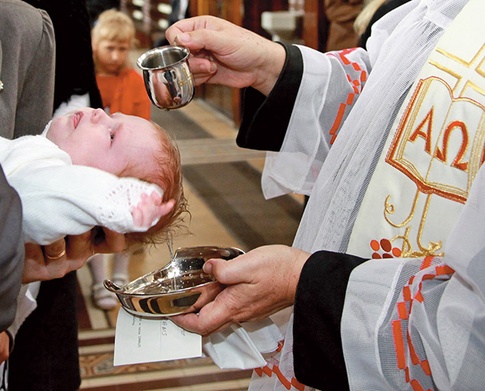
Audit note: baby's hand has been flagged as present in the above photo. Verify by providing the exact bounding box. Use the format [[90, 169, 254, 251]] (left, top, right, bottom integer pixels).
[[131, 191, 175, 230]]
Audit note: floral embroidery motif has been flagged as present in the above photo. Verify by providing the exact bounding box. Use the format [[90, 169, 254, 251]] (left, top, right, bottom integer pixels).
[[370, 238, 402, 259]]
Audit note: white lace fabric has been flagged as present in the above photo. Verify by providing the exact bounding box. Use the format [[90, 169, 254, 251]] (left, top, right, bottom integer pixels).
[[99, 177, 163, 232]]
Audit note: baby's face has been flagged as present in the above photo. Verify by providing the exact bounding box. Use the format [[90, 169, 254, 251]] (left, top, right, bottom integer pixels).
[[46, 108, 160, 177]]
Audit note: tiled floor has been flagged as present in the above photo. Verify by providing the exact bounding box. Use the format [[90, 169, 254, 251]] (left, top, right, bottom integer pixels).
[[77, 98, 305, 390]]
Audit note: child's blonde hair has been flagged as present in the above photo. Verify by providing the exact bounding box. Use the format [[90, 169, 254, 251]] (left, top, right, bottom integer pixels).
[[92, 9, 137, 69], [92, 9, 136, 44]]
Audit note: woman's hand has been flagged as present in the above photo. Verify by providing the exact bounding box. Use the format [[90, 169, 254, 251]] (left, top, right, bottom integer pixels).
[[22, 228, 126, 283], [165, 16, 286, 96], [171, 244, 309, 335]]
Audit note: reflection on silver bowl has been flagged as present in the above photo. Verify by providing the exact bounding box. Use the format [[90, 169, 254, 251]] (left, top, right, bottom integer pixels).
[[104, 246, 244, 318], [137, 45, 195, 111]]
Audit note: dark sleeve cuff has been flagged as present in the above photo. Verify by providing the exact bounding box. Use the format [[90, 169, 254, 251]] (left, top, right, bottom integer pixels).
[[236, 43, 303, 151], [293, 251, 366, 390]]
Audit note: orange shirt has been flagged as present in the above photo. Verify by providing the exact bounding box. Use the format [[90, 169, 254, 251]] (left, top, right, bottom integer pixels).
[[96, 67, 151, 120]]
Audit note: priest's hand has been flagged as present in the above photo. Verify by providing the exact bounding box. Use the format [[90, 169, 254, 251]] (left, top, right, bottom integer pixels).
[[171, 244, 309, 335]]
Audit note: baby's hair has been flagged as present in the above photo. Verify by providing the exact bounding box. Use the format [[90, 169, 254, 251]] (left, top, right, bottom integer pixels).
[[123, 121, 189, 250]]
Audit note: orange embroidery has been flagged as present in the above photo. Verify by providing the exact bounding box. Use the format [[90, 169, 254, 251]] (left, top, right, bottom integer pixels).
[[254, 363, 306, 391], [370, 238, 402, 259], [392, 257, 455, 390], [327, 48, 367, 144], [253, 341, 306, 391], [386, 76, 483, 204], [435, 120, 469, 172]]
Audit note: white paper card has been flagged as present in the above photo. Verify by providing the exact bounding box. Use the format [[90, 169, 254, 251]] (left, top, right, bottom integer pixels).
[[113, 308, 202, 366]]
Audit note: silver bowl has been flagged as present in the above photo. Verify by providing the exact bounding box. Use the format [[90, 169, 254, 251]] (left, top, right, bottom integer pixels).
[[104, 246, 244, 318], [137, 45, 195, 110]]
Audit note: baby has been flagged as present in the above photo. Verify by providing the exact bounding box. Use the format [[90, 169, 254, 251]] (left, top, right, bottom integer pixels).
[[1, 107, 188, 358], [1, 107, 187, 248]]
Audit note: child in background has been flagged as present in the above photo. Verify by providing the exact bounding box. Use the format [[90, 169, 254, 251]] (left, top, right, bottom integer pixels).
[[91, 9, 153, 309], [92, 9, 151, 119]]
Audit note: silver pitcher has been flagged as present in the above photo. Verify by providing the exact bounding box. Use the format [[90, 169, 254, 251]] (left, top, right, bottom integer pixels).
[[137, 45, 195, 110]]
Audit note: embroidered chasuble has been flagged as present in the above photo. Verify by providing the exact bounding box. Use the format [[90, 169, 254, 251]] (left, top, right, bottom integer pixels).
[[249, 0, 485, 390], [343, 0, 485, 389], [347, 0, 485, 259]]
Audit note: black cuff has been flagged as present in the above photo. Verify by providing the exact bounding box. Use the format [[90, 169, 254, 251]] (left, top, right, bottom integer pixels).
[[236, 43, 303, 151], [293, 251, 366, 390]]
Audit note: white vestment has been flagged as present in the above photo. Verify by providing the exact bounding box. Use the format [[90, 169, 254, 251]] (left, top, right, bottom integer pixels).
[[252, 0, 485, 389]]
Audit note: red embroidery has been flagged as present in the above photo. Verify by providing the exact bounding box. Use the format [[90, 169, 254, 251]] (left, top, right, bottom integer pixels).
[[328, 48, 367, 144], [370, 238, 402, 259], [392, 256, 454, 390], [254, 364, 306, 391], [253, 341, 306, 391]]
